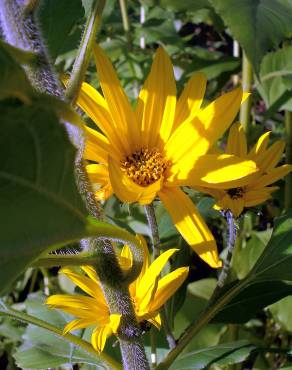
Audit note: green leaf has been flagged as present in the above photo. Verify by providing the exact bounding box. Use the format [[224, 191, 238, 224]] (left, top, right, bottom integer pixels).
[[0, 46, 33, 102], [249, 211, 292, 282], [0, 101, 88, 294], [258, 46, 292, 111], [214, 281, 292, 324], [38, 0, 84, 59], [169, 340, 256, 370], [269, 295, 292, 332], [159, 0, 212, 12], [210, 0, 292, 71]]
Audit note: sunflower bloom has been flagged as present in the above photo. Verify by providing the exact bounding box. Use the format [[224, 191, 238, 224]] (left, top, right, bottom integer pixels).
[[46, 268, 121, 352], [200, 123, 292, 217], [46, 237, 188, 349], [77, 45, 259, 268]]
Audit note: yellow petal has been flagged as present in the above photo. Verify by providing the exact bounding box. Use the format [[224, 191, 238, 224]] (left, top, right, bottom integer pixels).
[[84, 126, 120, 162], [136, 47, 176, 148], [59, 268, 107, 306], [148, 314, 161, 330], [81, 266, 99, 281], [76, 81, 125, 155], [109, 314, 122, 334], [86, 164, 113, 201], [46, 295, 104, 319], [93, 45, 140, 153], [170, 154, 259, 189], [159, 187, 221, 268], [173, 72, 207, 131], [136, 249, 178, 311], [165, 88, 243, 164], [248, 131, 271, 158], [150, 267, 189, 312], [226, 122, 247, 157], [63, 318, 96, 334], [252, 164, 292, 188], [108, 156, 163, 205], [244, 190, 272, 207], [91, 324, 112, 352], [255, 140, 285, 172], [119, 245, 133, 271]]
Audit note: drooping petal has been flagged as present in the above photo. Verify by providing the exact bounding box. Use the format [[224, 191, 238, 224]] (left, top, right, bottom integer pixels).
[[81, 266, 99, 282], [255, 140, 285, 172], [136, 47, 176, 148], [215, 194, 244, 218], [164, 88, 243, 164], [148, 314, 161, 330], [91, 324, 112, 352], [169, 154, 259, 189], [173, 72, 207, 131], [226, 123, 247, 157], [159, 187, 221, 268], [93, 45, 140, 153], [60, 268, 107, 306], [75, 81, 125, 155], [136, 249, 178, 311], [63, 318, 96, 334], [108, 156, 163, 205], [86, 164, 113, 201], [243, 190, 272, 207], [251, 164, 292, 188], [149, 267, 189, 312], [84, 127, 110, 163], [46, 295, 104, 319]]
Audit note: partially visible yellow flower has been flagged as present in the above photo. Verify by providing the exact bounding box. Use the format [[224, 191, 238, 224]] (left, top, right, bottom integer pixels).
[[46, 237, 189, 350], [46, 267, 121, 352], [74, 45, 260, 268], [200, 123, 292, 217]]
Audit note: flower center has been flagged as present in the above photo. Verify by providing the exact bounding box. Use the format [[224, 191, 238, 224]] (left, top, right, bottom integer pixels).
[[121, 148, 169, 187], [227, 187, 244, 200]]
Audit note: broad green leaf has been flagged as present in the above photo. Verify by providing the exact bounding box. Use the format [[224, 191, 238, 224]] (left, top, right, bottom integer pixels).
[[38, 0, 84, 59], [0, 46, 34, 102], [258, 46, 292, 111], [269, 296, 292, 332], [0, 101, 88, 294], [169, 340, 256, 370], [210, 0, 292, 71], [249, 211, 292, 282], [159, 0, 212, 12], [188, 278, 217, 301], [214, 281, 292, 324]]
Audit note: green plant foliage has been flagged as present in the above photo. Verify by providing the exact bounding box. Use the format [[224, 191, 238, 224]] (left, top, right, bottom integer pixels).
[[258, 46, 292, 111], [210, 0, 292, 71], [38, 0, 85, 59], [169, 340, 256, 369], [269, 296, 292, 332]]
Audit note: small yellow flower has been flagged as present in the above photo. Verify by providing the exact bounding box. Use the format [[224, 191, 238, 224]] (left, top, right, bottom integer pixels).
[[46, 237, 189, 350], [200, 123, 292, 217], [76, 45, 259, 268]]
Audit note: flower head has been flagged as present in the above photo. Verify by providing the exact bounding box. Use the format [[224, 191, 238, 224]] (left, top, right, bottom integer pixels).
[[76, 45, 259, 267], [200, 123, 292, 217], [46, 237, 188, 350]]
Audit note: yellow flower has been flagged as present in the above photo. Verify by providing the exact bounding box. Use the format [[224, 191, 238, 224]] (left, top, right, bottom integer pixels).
[[46, 237, 189, 349], [77, 45, 259, 268], [200, 123, 292, 217]]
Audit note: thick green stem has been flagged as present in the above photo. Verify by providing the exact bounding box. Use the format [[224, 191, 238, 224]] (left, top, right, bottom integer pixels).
[[155, 278, 250, 370], [32, 254, 99, 268], [66, 0, 105, 104], [0, 301, 121, 370], [144, 205, 176, 351], [0, 3, 149, 369], [285, 110, 292, 209], [239, 51, 253, 136]]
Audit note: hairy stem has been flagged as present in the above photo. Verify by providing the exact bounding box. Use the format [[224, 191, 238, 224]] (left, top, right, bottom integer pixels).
[[66, 0, 105, 104], [145, 205, 176, 350], [211, 211, 237, 302], [0, 2, 149, 369], [239, 51, 253, 136]]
